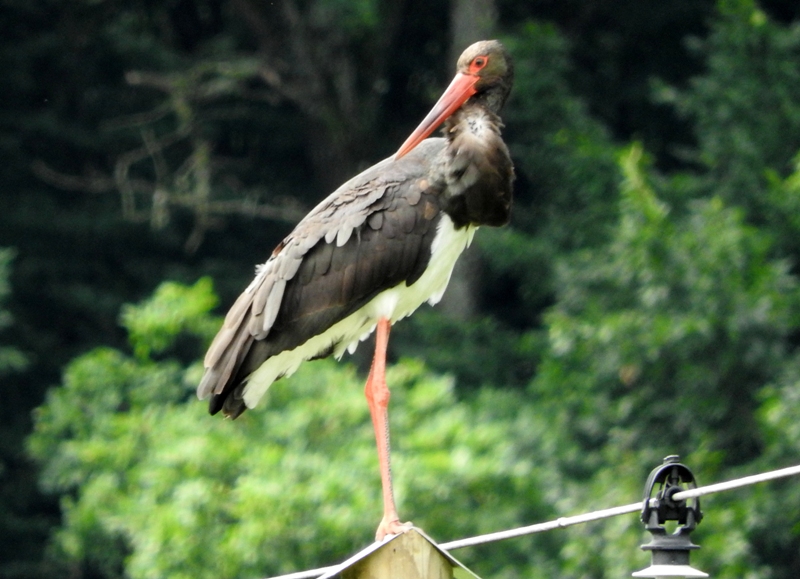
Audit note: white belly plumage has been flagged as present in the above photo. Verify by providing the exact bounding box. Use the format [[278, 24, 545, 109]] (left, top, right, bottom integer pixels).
[[242, 215, 475, 408]]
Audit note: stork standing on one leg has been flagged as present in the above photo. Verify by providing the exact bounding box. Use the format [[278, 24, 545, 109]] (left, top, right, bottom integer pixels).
[[197, 40, 515, 541]]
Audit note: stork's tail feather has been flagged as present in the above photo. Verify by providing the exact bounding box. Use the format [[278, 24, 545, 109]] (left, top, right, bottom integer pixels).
[[208, 387, 248, 419], [197, 300, 256, 418]]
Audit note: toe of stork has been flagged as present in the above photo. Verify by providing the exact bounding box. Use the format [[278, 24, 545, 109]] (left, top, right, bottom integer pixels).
[[375, 518, 413, 542]]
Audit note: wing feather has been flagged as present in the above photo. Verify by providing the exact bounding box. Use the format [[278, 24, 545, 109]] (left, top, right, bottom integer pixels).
[[251, 277, 273, 317], [335, 227, 353, 247], [198, 139, 448, 417], [262, 278, 286, 334]]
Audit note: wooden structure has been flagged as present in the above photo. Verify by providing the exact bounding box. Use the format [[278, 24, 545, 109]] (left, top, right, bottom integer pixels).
[[317, 527, 481, 579]]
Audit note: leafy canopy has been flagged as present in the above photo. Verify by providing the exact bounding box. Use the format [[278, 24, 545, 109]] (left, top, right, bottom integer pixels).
[[29, 279, 553, 579]]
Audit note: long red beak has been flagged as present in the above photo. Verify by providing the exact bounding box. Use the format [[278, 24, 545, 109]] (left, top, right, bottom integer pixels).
[[395, 72, 479, 159]]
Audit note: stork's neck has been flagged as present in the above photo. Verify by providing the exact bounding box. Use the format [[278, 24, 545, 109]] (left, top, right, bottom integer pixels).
[[444, 101, 505, 158], [434, 100, 514, 229]]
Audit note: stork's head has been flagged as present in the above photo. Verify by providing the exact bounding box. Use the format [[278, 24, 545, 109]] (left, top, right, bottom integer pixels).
[[395, 40, 514, 159]]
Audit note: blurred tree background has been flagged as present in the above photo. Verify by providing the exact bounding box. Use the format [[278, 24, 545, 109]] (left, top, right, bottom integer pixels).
[[3, 0, 800, 577]]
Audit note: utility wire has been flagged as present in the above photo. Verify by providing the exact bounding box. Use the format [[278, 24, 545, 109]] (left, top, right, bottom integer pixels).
[[670, 464, 800, 502], [265, 463, 800, 579], [442, 463, 800, 551], [438, 501, 643, 551], [267, 565, 338, 579]]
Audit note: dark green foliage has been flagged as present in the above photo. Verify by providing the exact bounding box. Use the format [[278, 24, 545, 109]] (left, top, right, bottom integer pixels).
[[0, 250, 27, 376], [29, 280, 555, 579], [662, 0, 800, 216], [501, 21, 621, 301], [0, 250, 53, 579], [543, 146, 796, 462]]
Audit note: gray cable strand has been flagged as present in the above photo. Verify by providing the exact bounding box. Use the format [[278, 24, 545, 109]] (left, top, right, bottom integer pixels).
[[265, 463, 800, 579]]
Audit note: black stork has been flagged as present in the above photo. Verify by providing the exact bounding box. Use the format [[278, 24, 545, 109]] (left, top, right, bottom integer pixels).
[[197, 40, 515, 541]]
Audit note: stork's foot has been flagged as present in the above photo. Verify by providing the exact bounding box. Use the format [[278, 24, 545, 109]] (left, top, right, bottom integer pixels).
[[375, 517, 412, 542]]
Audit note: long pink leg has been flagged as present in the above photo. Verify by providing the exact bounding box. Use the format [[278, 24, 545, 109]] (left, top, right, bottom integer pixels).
[[364, 317, 410, 541]]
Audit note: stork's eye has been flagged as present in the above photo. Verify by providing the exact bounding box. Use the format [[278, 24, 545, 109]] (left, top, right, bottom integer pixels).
[[469, 56, 488, 74]]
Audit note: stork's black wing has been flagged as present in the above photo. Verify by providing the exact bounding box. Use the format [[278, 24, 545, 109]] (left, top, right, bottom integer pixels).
[[197, 140, 447, 417]]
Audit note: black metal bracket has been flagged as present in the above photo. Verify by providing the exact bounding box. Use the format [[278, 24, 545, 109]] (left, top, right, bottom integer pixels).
[[633, 455, 708, 577], [641, 454, 703, 534]]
